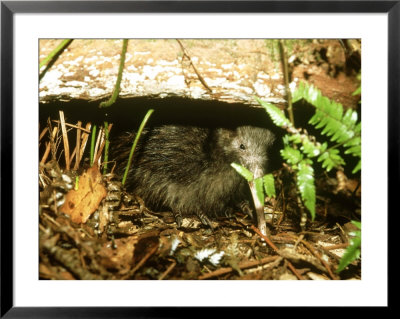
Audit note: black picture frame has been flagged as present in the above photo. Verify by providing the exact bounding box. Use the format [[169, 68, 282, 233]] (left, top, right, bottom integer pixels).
[[1, 1, 395, 317]]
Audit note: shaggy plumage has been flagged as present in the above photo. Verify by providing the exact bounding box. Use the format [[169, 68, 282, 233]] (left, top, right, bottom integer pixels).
[[112, 124, 275, 227]]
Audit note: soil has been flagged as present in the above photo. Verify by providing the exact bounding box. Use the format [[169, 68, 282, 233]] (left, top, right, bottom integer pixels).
[[39, 39, 361, 280]]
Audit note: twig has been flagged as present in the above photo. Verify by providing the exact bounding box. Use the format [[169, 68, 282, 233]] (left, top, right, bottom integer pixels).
[[42, 240, 100, 280], [158, 260, 177, 280], [199, 256, 280, 280], [276, 187, 286, 227], [176, 39, 213, 93], [287, 233, 338, 280], [40, 126, 58, 165], [122, 243, 159, 279], [278, 39, 295, 126], [251, 225, 304, 280], [39, 127, 49, 142], [52, 119, 91, 133], [322, 243, 349, 250], [43, 212, 61, 228]]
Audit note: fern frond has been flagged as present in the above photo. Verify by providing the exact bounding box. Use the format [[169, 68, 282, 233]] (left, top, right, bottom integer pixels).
[[318, 147, 346, 172], [263, 174, 276, 198], [297, 160, 316, 220], [254, 177, 265, 203], [336, 221, 361, 273], [352, 160, 361, 174], [255, 97, 292, 129], [293, 83, 360, 145], [231, 162, 254, 182], [280, 145, 303, 165]]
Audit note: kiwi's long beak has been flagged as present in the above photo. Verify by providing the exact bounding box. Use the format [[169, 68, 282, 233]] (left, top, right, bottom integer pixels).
[[249, 180, 269, 236]]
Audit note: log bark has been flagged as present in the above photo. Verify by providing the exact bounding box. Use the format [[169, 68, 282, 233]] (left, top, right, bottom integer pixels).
[[39, 39, 360, 109]]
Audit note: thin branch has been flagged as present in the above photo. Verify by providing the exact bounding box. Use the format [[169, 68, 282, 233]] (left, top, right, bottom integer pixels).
[[279, 39, 295, 126], [251, 225, 304, 280], [199, 256, 281, 280], [176, 39, 213, 93]]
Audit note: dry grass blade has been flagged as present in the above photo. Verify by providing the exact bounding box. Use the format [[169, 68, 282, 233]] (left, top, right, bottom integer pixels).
[[51, 119, 91, 133], [93, 124, 113, 165], [93, 126, 104, 167], [39, 127, 49, 143], [78, 123, 92, 166], [40, 126, 58, 165], [59, 111, 70, 170]]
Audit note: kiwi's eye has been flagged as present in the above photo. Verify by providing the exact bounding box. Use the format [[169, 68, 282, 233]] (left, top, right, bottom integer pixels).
[[240, 144, 246, 150]]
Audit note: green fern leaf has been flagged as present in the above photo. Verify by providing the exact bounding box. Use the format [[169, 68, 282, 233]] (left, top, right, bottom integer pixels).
[[318, 148, 345, 172], [255, 97, 292, 128], [254, 177, 265, 204], [336, 221, 361, 273], [281, 146, 303, 165], [345, 145, 361, 157], [319, 142, 328, 152], [295, 82, 360, 146], [344, 136, 361, 147], [352, 86, 361, 96], [292, 81, 306, 103], [342, 108, 358, 128], [354, 122, 361, 134], [288, 133, 302, 144], [300, 137, 321, 158], [263, 174, 276, 198], [297, 160, 316, 220], [352, 160, 361, 174], [231, 163, 254, 182]]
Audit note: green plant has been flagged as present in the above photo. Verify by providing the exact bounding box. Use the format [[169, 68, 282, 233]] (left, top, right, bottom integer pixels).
[[336, 221, 361, 273], [230, 163, 276, 203], [39, 39, 73, 81], [122, 109, 155, 186], [256, 82, 361, 220], [352, 72, 361, 96], [264, 39, 312, 66], [102, 121, 110, 175], [99, 39, 129, 108], [231, 163, 276, 236], [90, 125, 97, 166]]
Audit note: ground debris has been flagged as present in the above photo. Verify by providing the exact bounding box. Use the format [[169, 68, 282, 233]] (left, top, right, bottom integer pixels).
[[39, 156, 360, 280]]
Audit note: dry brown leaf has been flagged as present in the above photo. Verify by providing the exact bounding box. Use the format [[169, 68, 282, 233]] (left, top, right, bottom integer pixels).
[[60, 165, 107, 223]]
